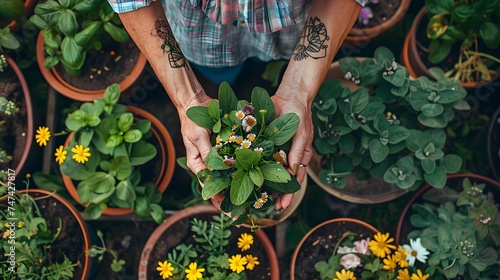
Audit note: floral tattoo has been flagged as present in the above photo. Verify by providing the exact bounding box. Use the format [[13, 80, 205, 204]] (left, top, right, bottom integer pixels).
[[293, 17, 330, 61], [152, 19, 186, 68]]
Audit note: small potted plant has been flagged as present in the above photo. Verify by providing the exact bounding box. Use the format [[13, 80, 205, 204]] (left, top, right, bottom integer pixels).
[[35, 83, 175, 222], [185, 82, 302, 230], [291, 217, 432, 280], [308, 46, 469, 203], [402, 0, 500, 88], [30, 0, 147, 101], [0, 177, 92, 279], [396, 175, 500, 279], [138, 204, 280, 280]]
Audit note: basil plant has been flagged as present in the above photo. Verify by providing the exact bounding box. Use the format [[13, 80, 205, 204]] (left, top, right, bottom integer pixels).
[[60, 83, 164, 223], [186, 82, 301, 229], [312, 47, 470, 191], [30, 0, 129, 76]]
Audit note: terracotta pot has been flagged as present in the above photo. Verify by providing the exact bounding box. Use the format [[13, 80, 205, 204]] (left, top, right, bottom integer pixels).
[[242, 174, 308, 229], [344, 0, 411, 45], [395, 173, 500, 244], [1, 189, 92, 279], [307, 61, 408, 204], [138, 204, 280, 280], [402, 7, 500, 89], [35, 32, 147, 101], [6, 0, 37, 33], [488, 107, 500, 182], [2, 54, 34, 176], [61, 106, 176, 216], [290, 218, 379, 280]]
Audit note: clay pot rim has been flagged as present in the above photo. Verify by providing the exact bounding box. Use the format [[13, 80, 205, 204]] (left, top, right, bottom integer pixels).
[[138, 204, 280, 280], [4, 54, 33, 176], [61, 105, 175, 216], [394, 173, 500, 244], [14, 188, 92, 280], [290, 217, 379, 280], [35, 32, 147, 101], [345, 0, 411, 43]]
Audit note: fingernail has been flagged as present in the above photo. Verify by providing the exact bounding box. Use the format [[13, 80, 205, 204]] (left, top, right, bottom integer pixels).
[[292, 163, 299, 174]]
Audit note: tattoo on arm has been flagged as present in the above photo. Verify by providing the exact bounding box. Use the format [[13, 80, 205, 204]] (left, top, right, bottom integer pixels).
[[292, 16, 330, 61], [152, 19, 186, 68]]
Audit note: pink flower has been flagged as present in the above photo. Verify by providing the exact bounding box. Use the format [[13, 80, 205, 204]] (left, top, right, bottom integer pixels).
[[340, 253, 362, 270], [354, 238, 371, 255]]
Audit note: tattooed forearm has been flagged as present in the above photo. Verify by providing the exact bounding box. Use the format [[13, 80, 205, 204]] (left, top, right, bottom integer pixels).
[[293, 17, 330, 61], [152, 19, 186, 68]]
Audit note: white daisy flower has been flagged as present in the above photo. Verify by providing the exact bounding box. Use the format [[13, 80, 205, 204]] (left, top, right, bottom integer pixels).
[[403, 238, 430, 267]]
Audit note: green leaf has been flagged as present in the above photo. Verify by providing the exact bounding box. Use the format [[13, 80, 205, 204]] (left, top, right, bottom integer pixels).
[[58, 9, 78, 37], [144, 183, 161, 203], [0, 0, 26, 21], [218, 82, 238, 114], [369, 139, 389, 163], [388, 126, 410, 144], [104, 83, 120, 105], [265, 176, 301, 194], [251, 87, 275, 125], [123, 129, 143, 143], [249, 167, 264, 187], [77, 181, 91, 204], [43, 55, 59, 69], [118, 112, 134, 132], [134, 119, 151, 134], [110, 156, 132, 180], [106, 134, 123, 147], [424, 166, 447, 188], [201, 176, 231, 200], [235, 149, 261, 170], [60, 36, 85, 69], [84, 203, 106, 220], [383, 67, 406, 87], [259, 163, 291, 183], [79, 129, 93, 147], [149, 203, 165, 224], [349, 87, 370, 114], [205, 149, 231, 170], [60, 156, 89, 180], [115, 180, 136, 205], [230, 169, 254, 205], [30, 14, 49, 30], [263, 113, 300, 146], [103, 22, 129, 43], [208, 99, 220, 120], [418, 114, 447, 128], [32, 172, 66, 194], [186, 106, 214, 129], [88, 172, 115, 193], [130, 141, 157, 165], [374, 46, 395, 64], [421, 103, 444, 117], [0, 28, 20, 50], [426, 0, 453, 14], [421, 159, 436, 174], [428, 39, 452, 64], [133, 197, 150, 216], [479, 22, 500, 49], [339, 135, 355, 154], [441, 154, 462, 173], [72, 0, 100, 13]]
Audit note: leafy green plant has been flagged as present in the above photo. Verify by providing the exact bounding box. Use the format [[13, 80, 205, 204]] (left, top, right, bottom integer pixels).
[[156, 212, 262, 279], [185, 82, 301, 229], [86, 229, 126, 273], [425, 0, 500, 84], [56, 83, 164, 222], [312, 47, 469, 191], [0, 0, 25, 51], [29, 0, 129, 76], [407, 177, 500, 279], [0, 179, 79, 279]]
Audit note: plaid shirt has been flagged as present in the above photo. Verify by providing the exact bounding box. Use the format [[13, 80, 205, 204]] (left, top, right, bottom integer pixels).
[[109, 0, 366, 67]]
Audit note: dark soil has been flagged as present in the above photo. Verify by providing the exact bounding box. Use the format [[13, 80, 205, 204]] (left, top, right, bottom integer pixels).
[[88, 219, 159, 280], [352, 0, 402, 29], [55, 39, 140, 91], [489, 109, 500, 181], [292, 220, 376, 280], [0, 62, 28, 172], [32, 192, 88, 279], [147, 213, 274, 280]]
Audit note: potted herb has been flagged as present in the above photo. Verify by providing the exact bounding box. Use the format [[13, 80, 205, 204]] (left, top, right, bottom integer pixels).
[[396, 174, 500, 279], [402, 0, 500, 88], [185, 82, 302, 229], [0, 178, 92, 279], [138, 204, 280, 280], [308, 46, 469, 203], [30, 0, 147, 101], [40, 83, 175, 222]]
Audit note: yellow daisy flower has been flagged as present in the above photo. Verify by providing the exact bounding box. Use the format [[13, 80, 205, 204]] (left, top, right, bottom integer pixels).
[[18, 221, 24, 228], [216, 136, 221, 144], [253, 199, 264, 209], [235, 136, 243, 144], [245, 254, 259, 270], [54, 145, 67, 165], [71, 145, 91, 164], [156, 260, 174, 279], [369, 232, 397, 258], [240, 139, 252, 149], [35, 126, 51, 146], [411, 269, 430, 280], [397, 268, 411, 280], [383, 254, 397, 271], [246, 133, 256, 141], [235, 110, 245, 120], [3, 222, 8, 228], [185, 262, 204, 280], [228, 254, 247, 274], [334, 269, 356, 280], [237, 233, 254, 251], [3, 229, 11, 239], [395, 245, 409, 268]]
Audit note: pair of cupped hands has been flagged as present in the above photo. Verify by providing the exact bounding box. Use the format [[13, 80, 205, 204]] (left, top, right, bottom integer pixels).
[[178, 90, 314, 211]]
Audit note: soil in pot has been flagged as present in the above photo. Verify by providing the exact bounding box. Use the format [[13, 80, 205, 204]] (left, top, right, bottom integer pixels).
[[55, 39, 140, 91], [30, 191, 89, 279], [0, 62, 28, 172], [292, 219, 377, 280], [352, 0, 402, 29], [146, 213, 274, 280]]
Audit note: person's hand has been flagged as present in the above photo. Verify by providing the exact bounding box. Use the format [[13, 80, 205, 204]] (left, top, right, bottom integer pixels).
[[271, 90, 314, 210]]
